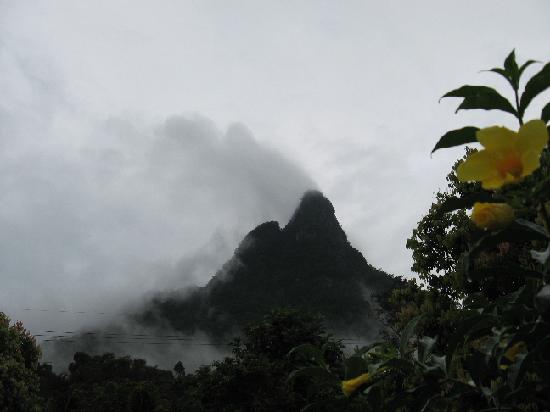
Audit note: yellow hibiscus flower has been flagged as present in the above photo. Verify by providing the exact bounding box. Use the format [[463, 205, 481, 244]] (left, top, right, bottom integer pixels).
[[470, 202, 514, 230], [341, 373, 370, 397], [457, 120, 548, 189]]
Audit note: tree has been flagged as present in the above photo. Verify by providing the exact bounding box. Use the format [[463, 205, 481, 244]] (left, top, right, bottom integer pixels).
[[0, 312, 42, 411], [192, 309, 344, 412]]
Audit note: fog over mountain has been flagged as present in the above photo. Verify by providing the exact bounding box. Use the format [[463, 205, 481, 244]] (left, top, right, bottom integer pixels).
[[138, 190, 397, 338], [0, 82, 316, 339], [42, 190, 399, 371]]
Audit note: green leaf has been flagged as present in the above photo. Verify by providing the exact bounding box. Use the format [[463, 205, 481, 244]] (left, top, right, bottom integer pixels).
[[503, 50, 520, 89], [504, 50, 518, 74], [518, 59, 539, 80], [399, 315, 423, 358], [435, 191, 497, 216], [469, 219, 549, 258], [442, 85, 517, 116], [484, 53, 538, 91], [488, 67, 509, 84], [431, 126, 479, 154], [541, 102, 550, 124], [519, 62, 550, 117]]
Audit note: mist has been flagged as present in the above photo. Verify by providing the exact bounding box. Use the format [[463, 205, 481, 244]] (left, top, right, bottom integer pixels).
[[0, 54, 316, 346]]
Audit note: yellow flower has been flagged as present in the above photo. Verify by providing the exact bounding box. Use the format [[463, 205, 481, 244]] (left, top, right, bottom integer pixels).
[[500, 341, 525, 370], [457, 120, 548, 189], [470, 202, 514, 230], [341, 373, 370, 397]]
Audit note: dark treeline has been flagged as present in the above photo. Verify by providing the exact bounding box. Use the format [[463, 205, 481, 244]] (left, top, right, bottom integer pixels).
[[34, 309, 366, 412]]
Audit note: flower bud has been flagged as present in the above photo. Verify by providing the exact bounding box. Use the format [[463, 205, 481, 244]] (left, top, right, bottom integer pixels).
[[471, 202, 514, 230], [341, 373, 370, 397]]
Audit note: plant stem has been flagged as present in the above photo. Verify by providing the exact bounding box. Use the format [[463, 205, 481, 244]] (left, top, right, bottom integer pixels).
[[514, 88, 523, 126]]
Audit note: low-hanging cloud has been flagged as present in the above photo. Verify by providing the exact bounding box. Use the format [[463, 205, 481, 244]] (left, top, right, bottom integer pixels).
[[0, 55, 316, 342]]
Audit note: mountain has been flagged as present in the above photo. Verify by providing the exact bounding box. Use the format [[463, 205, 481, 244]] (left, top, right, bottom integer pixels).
[[136, 191, 398, 337]]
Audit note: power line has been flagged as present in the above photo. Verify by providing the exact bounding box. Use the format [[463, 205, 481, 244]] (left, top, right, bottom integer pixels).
[[14, 307, 126, 316]]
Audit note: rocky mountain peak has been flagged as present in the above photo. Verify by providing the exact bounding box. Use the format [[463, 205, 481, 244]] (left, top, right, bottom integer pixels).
[[284, 190, 347, 246]]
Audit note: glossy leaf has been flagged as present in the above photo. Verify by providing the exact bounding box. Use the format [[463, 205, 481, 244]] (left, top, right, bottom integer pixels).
[[431, 126, 479, 154], [442, 85, 517, 116], [519, 62, 550, 117]]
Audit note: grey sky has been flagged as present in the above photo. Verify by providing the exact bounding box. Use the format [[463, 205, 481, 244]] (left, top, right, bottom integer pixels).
[[1, 1, 549, 336]]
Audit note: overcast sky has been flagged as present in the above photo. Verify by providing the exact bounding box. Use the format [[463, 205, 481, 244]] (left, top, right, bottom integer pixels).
[[1, 1, 549, 336]]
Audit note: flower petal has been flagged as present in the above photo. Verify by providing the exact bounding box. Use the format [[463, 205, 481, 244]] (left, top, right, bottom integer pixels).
[[517, 119, 549, 154], [457, 150, 498, 182], [521, 150, 541, 176], [476, 126, 517, 151]]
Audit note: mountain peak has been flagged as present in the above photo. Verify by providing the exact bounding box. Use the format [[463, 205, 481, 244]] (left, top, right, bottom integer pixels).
[[284, 190, 347, 245], [136, 191, 398, 338]]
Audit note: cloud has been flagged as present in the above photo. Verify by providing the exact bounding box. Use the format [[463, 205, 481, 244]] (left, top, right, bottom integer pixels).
[[0, 53, 316, 340]]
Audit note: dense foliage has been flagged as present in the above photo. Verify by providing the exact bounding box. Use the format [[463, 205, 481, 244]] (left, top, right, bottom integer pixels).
[[0, 312, 42, 411], [291, 50, 550, 411], [35, 309, 359, 411]]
